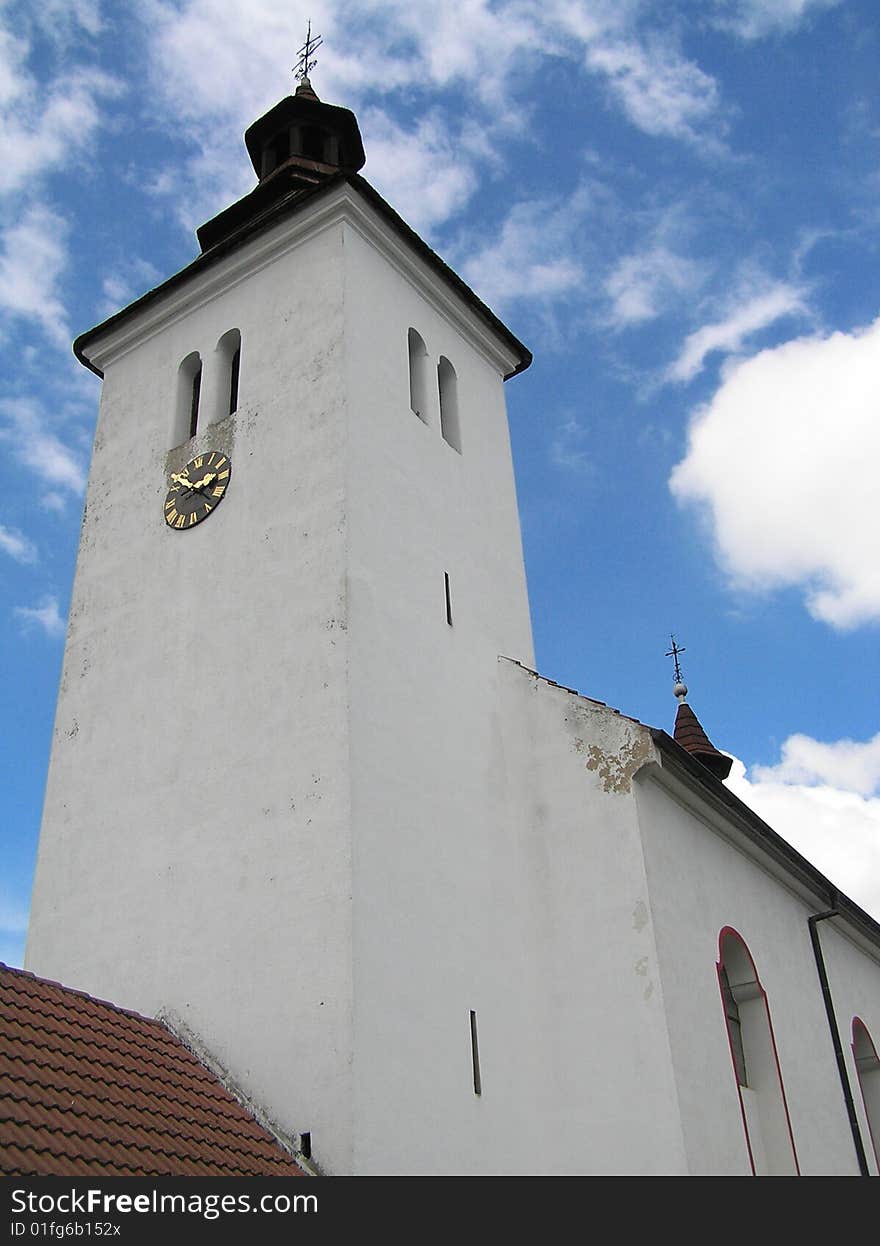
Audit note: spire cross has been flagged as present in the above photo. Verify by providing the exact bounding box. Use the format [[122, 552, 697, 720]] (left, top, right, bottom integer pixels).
[[294, 20, 323, 83], [665, 634, 686, 685]]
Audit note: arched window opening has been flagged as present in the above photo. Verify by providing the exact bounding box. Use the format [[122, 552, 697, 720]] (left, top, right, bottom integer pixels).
[[213, 329, 242, 423], [302, 125, 326, 162], [172, 352, 202, 447], [852, 1017, 880, 1170], [720, 964, 748, 1087], [717, 928, 799, 1176], [407, 329, 430, 425], [264, 129, 290, 175], [437, 356, 461, 452]]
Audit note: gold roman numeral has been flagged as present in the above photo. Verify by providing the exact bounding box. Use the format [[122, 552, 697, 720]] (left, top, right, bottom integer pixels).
[[189, 513, 197, 525], [166, 508, 178, 524], [212, 486, 223, 497], [218, 470, 229, 480], [193, 455, 204, 469], [175, 514, 185, 529]]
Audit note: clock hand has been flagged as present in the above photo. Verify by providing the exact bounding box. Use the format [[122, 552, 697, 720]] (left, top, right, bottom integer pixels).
[[189, 471, 218, 490]]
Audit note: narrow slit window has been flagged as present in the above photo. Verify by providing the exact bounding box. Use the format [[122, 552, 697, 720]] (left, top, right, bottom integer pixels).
[[229, 344, 240, 416], [438, 356, 461, 452], [189, 364, 202, 438], [213, 329, 242, 423], [470, 1010, 482, 1096], [720, 964, 748, 1087], [444, 572, 452, 626], [173, 351, 203, 447], [407, 328, 429, 424]]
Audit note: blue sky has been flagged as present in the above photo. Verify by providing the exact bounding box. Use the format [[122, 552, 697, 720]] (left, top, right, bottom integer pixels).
[[2, 0, 880, 964]]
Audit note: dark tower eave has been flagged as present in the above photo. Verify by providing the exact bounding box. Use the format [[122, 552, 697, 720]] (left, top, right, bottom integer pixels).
[[73, 173, 532, 381]]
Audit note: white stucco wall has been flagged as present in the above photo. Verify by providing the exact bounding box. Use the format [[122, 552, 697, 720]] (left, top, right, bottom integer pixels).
[[635, 764, 880, 1175], [26, 174, 880, 1177], [27, 205, 358, 1173]]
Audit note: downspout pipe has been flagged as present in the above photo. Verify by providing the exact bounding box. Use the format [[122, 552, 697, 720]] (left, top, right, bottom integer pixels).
[[808, 907, 869, 1175]]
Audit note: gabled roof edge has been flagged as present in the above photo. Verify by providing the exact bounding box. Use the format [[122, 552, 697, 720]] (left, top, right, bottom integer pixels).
[[649, 727, 880, 954], [73, 173, 532, 382]]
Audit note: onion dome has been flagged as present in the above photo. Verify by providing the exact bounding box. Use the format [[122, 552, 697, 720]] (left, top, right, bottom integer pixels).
[[197, 79, 365, 252]]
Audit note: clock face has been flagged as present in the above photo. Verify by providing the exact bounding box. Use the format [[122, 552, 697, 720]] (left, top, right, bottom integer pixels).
[[165, 452, 232, 529]]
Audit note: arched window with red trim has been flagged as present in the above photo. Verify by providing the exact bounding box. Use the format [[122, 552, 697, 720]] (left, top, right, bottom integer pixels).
[[852, 1017, 880, 1171], [717, 927, 799, 1175]]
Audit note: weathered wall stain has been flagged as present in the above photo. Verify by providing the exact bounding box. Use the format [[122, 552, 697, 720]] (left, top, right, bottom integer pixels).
[[584, 732, 653, 793]]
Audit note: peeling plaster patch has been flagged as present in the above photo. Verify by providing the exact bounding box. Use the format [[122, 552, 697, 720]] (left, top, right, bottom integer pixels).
[[634, 956, 649, 977], [584, 732, 653, 792], [632, 900, 649, 932]]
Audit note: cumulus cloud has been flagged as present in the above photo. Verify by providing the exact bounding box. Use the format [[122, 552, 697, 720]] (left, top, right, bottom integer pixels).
[[14, 594, 66, 638], [752, 732, 880, 799], [0, 399, 87, 498], [97, 258, 163, 320], [728, 754, 880, 922], [586, 35, 723, 148], [606, 245, 704, 326], [668, 281, 809, 382], [461, 189, 590, 311], [359, 110, 480, 235], [0, 20, 120, 197], [0, 524, 38, 564], [670, 315, 880, 628], [710, 0, 841, 40], [139, 0, 730, 240], [0, 206, 71, 347]]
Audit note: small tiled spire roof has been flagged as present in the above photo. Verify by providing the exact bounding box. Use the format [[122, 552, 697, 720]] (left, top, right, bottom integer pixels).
[[673, 685, 733, 781], [0, 963, 308, 1177]]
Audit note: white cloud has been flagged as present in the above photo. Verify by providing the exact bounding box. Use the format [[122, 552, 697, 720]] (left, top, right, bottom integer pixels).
[[14, 594, 66, 638], [670, 315, 880, 628], [728, 755, 880, 923], [461, 190, 590, 310], [139, 1, 729, 240], [710, 0, 841, 40], [550, 414, 592, 472], [359, 110, 480, 235], [98, 258, 162, 320], [0, 206, 71, 347], [0, 399, 87, 497], [0, 524, 38, 564], [0, 21, 120, 197], [586, 36, 723, 147], [668, 281, 809, 382], [752, 732, 880, 799], [606, 245, 704, 326]]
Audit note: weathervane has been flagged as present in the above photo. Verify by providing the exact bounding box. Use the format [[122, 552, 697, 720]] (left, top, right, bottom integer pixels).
[[294, 20, 322, 83], [665, 634, 686, 686]]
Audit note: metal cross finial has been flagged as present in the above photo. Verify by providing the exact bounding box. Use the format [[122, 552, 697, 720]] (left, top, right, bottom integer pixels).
[[294, 20, 323, 83], [665, 634, 686, 684]]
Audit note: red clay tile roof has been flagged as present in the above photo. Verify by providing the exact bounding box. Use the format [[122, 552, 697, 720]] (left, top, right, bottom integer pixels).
[[673, 701, 733, 781], [0, 963, 307, 1177]]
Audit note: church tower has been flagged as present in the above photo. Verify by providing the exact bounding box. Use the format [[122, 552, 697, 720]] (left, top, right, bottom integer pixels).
[[26, 73, 534, 1173]]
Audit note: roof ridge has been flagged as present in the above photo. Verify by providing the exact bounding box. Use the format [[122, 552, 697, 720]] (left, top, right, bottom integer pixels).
[[1, 964, 167, 1031]]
